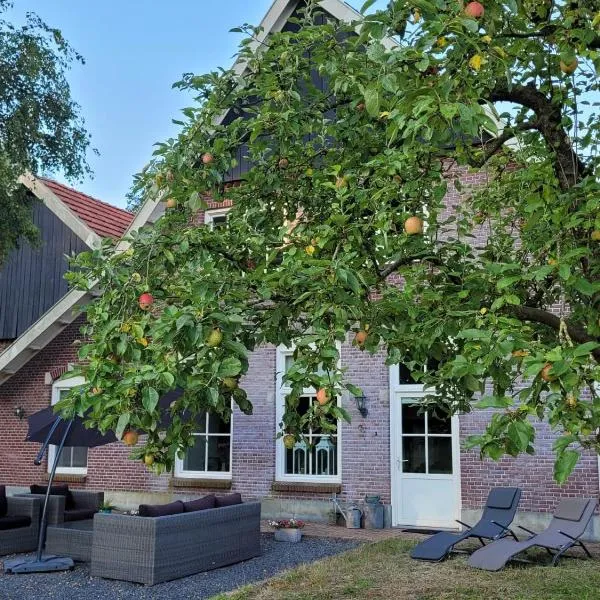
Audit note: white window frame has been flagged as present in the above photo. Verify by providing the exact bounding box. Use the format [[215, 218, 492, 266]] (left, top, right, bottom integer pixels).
[[49, 376, 87, 475], [275, 345, 342, 484], [204, 207, 230, 229], [174, 407, 233, 480]]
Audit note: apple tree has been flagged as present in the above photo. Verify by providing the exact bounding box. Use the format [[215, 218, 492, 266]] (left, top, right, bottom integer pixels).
[[64, 0, 600, 482]]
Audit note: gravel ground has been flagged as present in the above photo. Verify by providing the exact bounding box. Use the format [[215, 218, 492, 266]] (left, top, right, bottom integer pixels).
[[0, 534, 360, 600]]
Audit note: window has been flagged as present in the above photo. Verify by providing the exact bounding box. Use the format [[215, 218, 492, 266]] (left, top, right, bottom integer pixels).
[[49, 377, 88, 475], [204, 208, 230, 229], [275, 346, 341, 483], [400, 401, 452, 475], [174, 411, 232, 479]]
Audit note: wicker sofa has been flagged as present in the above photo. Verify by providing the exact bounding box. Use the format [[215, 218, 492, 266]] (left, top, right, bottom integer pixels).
[[0, 495, 41, 556], [91, 501, 262, 585], [19, 485, 103, 524]]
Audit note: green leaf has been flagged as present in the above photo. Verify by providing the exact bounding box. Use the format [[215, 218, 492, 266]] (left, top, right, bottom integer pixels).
[[554, 450, 580, 484], [142, 387, 159, 412], [497, 275, 521, 290], [364, 86, 380, 118], [218, 357, 242, 377], [115, 412, 130, 440], [475, 395, 513, 409], [507, 420, 533, 452], [161, 372, 175, 387], [360, 0, 377, 13], [573, 342, 600, 357]]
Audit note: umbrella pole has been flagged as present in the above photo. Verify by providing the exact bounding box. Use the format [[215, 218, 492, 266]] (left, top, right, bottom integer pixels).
[[35, 417, 74, 562]]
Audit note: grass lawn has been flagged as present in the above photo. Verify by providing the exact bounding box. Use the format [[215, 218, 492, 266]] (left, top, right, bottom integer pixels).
[[212, 538, 600, 600]]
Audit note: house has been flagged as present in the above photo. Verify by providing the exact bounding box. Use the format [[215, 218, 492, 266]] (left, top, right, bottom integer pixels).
[[0, 0, 598, 537]]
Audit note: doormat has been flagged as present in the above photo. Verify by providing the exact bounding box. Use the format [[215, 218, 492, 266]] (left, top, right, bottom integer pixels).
[[401, 528, 442, 535]]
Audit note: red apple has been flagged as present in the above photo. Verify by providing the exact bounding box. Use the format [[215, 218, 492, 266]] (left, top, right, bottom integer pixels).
[[138, 293, 154, 311], [354, 330, 368, 346], [278, 157, 289, 169], [122, 430, 139, 446], [404, 216, 424, 235], [464, 2, 484, 18], [541, 363, 555, 382], [316, 388, 329, 406], [202, 152, 214, 165], [165, 198, 177, 209]]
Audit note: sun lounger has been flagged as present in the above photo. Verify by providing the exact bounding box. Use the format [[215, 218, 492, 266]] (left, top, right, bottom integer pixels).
[[410, 487, 521, 561], [468, 497, 596, 571]]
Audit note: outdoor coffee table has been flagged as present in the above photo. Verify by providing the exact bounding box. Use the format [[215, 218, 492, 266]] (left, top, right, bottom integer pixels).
[[46, 519, 94, 562]]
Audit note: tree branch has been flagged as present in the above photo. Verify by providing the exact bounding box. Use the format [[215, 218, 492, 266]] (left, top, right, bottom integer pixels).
[[488, 83, 587, 190], [509, 305, 600, 361], [470, 121, 540, 168]]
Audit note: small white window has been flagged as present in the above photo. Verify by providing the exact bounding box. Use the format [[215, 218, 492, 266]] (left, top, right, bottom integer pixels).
[[275, 346, 341, 483], [49, 376, 88, 475], [174, 410, 232, 479], [204, 208, 230, 229]]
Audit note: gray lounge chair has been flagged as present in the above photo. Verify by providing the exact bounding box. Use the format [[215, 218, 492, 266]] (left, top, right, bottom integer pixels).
[[410, 487, 521, 561], [468, 497, 597, 571]]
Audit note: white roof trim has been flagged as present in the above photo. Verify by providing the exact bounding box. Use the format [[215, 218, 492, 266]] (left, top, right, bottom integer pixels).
[[0, 187, 149, 384], [19, 173, 104, 249], [0, 288, 91, 386]]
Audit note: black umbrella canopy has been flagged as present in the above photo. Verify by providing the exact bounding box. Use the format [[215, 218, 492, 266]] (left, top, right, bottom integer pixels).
[[26, 406, 118, 448]]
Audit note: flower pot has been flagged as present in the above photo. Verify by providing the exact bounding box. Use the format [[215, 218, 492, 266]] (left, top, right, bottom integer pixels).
[[274, 528, 302, 543]]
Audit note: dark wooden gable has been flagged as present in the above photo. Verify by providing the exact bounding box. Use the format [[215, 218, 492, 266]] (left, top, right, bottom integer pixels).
[[0, 200, 89, 340], [223, 1, 330, 183]]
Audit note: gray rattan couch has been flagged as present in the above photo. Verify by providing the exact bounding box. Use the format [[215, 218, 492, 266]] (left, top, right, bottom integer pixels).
[[19, 489, 103, 524], [0, 496, 41, 555], [91, 501, 262, 585]]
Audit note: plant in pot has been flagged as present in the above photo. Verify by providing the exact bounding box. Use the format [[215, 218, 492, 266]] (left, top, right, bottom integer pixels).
[[269, 518, 305, 542], [99, 501, 116, 514]]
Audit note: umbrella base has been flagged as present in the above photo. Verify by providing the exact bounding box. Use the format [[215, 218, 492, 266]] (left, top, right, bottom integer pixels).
[[4, 555, 74, 574]]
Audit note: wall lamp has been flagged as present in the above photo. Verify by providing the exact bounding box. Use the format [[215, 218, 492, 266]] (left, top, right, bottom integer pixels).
[[354, 395, 368, 418], [14, 406, 26, 420]]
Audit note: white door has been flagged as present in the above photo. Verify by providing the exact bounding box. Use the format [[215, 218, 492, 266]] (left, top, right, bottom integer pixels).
[[390, 370, 461, 528]]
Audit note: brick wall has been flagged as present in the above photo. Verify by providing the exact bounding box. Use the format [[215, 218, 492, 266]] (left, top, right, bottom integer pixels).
[[0, 168, 597, 521]]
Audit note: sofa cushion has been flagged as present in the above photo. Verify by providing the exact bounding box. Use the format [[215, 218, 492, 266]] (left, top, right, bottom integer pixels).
[[183, 495, 216, 513], [138, 500, 184, 518], [30, 483, 75, 509], [215, 493, 242, 508], [64, 508, 96, 522], [0, 515, 31, 531], [0, 485, 6, 518]]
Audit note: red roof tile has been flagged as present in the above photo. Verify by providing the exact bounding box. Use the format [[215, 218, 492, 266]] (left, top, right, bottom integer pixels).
[[40, 178, 134, 239]]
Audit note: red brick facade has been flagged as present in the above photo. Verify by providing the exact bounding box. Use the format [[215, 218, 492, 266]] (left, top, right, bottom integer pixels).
[[0, 168, 597, 528]]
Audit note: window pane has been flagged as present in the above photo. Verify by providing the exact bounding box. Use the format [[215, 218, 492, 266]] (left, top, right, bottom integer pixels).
[[312, 436, 337, 476], [285, 440, 308, 475], [208, 413, 230, 434], [402, 403, 425, 434], [428, 411, 451, 434], [284, 355, 294, 374], [428, 437, 452, 474], [402, 437, 426, 473], [211, 215, 228, 228], [183, 436, 206, 471], [206, 436, 230, 472], [56, 446, 87, 469]]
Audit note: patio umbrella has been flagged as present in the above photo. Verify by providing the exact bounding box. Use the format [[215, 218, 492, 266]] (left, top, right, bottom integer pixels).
[[25, 406, 118, 448], [5, 409, 118, 575]]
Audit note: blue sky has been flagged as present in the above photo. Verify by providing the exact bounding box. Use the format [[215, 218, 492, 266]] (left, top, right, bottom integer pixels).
[[6, 1, 285, 208], [8, 1, 386, 209]]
